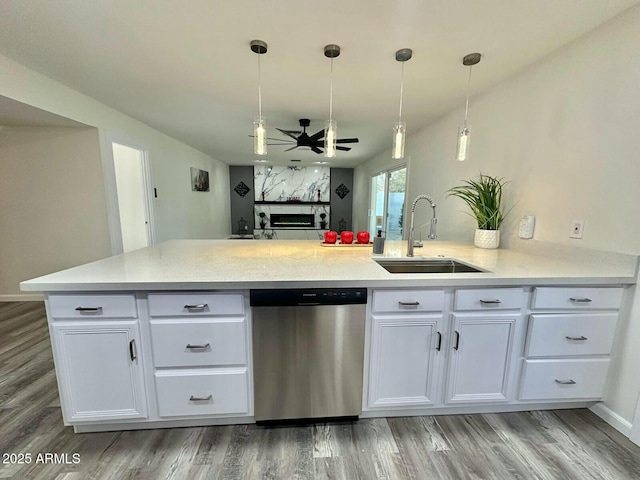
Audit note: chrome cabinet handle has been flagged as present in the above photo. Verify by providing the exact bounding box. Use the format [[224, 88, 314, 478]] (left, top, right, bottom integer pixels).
[[184, 304, 208, 310], [569, 297, 592, 303], [436, 331, 442, 351], [129, 339, 137, 361], [398, 301, 420, 307], [565, 335, 588, 341], [479, 299, 502, 305], [75, 306, 103, 313], [189, 395, 213, 401], [554, 379, 576, 385], [186, 343, 210, 350], [453, 330, 460, 350]]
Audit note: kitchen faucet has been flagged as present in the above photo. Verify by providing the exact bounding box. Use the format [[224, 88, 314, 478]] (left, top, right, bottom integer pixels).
[[407, 194, 437, 257]]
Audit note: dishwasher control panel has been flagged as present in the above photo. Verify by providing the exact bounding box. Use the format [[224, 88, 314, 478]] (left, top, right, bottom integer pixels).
[[250, 288, 367, 307]]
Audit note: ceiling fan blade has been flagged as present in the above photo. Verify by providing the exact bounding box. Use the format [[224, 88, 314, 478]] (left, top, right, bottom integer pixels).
[[284, 146, 299, 152], [309, 129, 325, 142], [249, 135, 295, 143], [336, 146, 352, 151], [336, 138, 359, 144], [311, 146, 323, 154], [276, 128, 300, 141]]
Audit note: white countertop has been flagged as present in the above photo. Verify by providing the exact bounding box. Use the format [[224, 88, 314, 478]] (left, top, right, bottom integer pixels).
[[20, 239, 639, 292]]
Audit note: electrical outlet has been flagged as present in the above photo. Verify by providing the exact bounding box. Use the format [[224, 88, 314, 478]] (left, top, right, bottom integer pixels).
[[570, 219, 584, 239]]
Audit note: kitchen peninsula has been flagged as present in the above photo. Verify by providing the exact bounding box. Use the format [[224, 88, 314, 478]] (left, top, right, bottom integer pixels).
[[21, 240, 638, 433]]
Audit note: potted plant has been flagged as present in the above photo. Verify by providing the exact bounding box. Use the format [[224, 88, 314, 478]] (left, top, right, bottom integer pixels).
[[258, 212, 267, 230], [446, 173, 510, 249], [319, 213, 327, 230]]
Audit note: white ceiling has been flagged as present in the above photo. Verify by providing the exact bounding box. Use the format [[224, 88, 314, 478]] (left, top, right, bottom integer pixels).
[[0, 0, 637, 167]]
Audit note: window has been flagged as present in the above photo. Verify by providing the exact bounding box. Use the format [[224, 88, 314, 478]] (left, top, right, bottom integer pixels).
[[369, 166, 406, 240]]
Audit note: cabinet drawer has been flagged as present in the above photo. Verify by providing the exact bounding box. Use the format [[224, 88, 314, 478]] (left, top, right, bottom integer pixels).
[[148, 292, 244, 317], [525, 313, 618, 357], [454, 288, 524, 311], [48, 294, 137, 319], [531, 287, 623, 310], [155, 369, 249, 417], [150, 319, 246, 367], [372, 290, 444, 313], [519, 358, 609, 400]]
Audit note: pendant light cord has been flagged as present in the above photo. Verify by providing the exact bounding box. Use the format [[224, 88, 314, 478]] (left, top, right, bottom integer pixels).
[[257, 50, 262, 119], [329, 57, 334, 121], [463, 65, 473, 126], [398, 61, 405, 122]]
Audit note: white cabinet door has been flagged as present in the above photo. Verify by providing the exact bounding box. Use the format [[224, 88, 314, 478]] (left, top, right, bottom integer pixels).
[[446, 314, 516, 403], [51, 321, 148, 423], [369, 314, 442, 408]]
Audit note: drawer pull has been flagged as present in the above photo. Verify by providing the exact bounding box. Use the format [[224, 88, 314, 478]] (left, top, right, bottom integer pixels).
[[569, 297, 592, 304], [453, 330, 460, 350], [479, 299, 502, 305], [436, 331, 442, 351], [398, 301, 420, 307], [186, 343, 210, 350], [184, 304, 209, 311], [189, 395, 213, 401], [554, 379, 576, 385], [129, 339, 137, 361], [565, 335, 588, 341], [75, 306, 103, 313]]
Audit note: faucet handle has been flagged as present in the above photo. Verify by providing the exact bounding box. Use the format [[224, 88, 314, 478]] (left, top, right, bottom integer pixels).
[[413, 241, 423, 248]]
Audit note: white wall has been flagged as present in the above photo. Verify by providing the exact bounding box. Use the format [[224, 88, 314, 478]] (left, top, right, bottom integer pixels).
[[355, 4, 640, 422], [0, 53, 231, 257], [0, 127, 112, 298]]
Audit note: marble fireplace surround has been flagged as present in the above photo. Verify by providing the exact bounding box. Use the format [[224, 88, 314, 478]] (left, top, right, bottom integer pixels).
[[253, 165, 332, 237], [254, 166, 330, 202]]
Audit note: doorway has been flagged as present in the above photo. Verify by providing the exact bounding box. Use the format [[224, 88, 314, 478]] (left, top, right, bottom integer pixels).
[[112, 142, 155, 252], [369, 166, 407, 240]]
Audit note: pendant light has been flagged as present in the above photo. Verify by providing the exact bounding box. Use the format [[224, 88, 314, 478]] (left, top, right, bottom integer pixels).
[[250, 40, 268, 156], [455, 52, 481, 162], [392, 48, 412, 160], [324, 44, 340, 158]]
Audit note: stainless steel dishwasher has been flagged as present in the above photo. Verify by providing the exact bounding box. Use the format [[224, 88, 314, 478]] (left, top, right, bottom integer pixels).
[[250, 288, 367, 423]]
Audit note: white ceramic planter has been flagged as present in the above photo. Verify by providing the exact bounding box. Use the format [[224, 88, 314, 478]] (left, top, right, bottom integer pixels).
[[474, 229, 500, 249]]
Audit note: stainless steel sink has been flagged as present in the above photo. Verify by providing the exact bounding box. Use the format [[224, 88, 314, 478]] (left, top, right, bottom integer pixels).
[[375, 258, 485, 274]]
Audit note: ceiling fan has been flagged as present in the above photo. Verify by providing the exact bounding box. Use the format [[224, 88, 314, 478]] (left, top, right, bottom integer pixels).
[[255, 118, 359, 155]]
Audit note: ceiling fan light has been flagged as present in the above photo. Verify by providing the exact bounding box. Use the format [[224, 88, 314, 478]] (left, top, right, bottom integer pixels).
[[254, 116, 267, 155], [392, 122, 406, 160], [324, 119, 337, 158], [456, 125, 470, 161]]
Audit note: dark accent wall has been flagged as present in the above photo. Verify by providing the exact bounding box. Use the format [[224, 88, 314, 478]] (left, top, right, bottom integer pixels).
[[330, 168, 354, 232], [229, 166, 255, 235]]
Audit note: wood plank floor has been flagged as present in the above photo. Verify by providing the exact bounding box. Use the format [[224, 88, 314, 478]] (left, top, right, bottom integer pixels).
[[2, 301, 640, 479]]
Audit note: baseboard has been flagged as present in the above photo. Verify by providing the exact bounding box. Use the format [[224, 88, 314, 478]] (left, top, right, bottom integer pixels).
[[590, 403, 632, 437], [361, 401, 593, 418], [0, 293, 44, 302]]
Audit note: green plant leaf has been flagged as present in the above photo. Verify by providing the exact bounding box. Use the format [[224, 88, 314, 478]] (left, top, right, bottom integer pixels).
[[446, 173, 510, 230]]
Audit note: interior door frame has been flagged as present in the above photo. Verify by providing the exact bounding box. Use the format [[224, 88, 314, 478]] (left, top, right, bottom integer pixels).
[[104, 133, 156, 254]]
